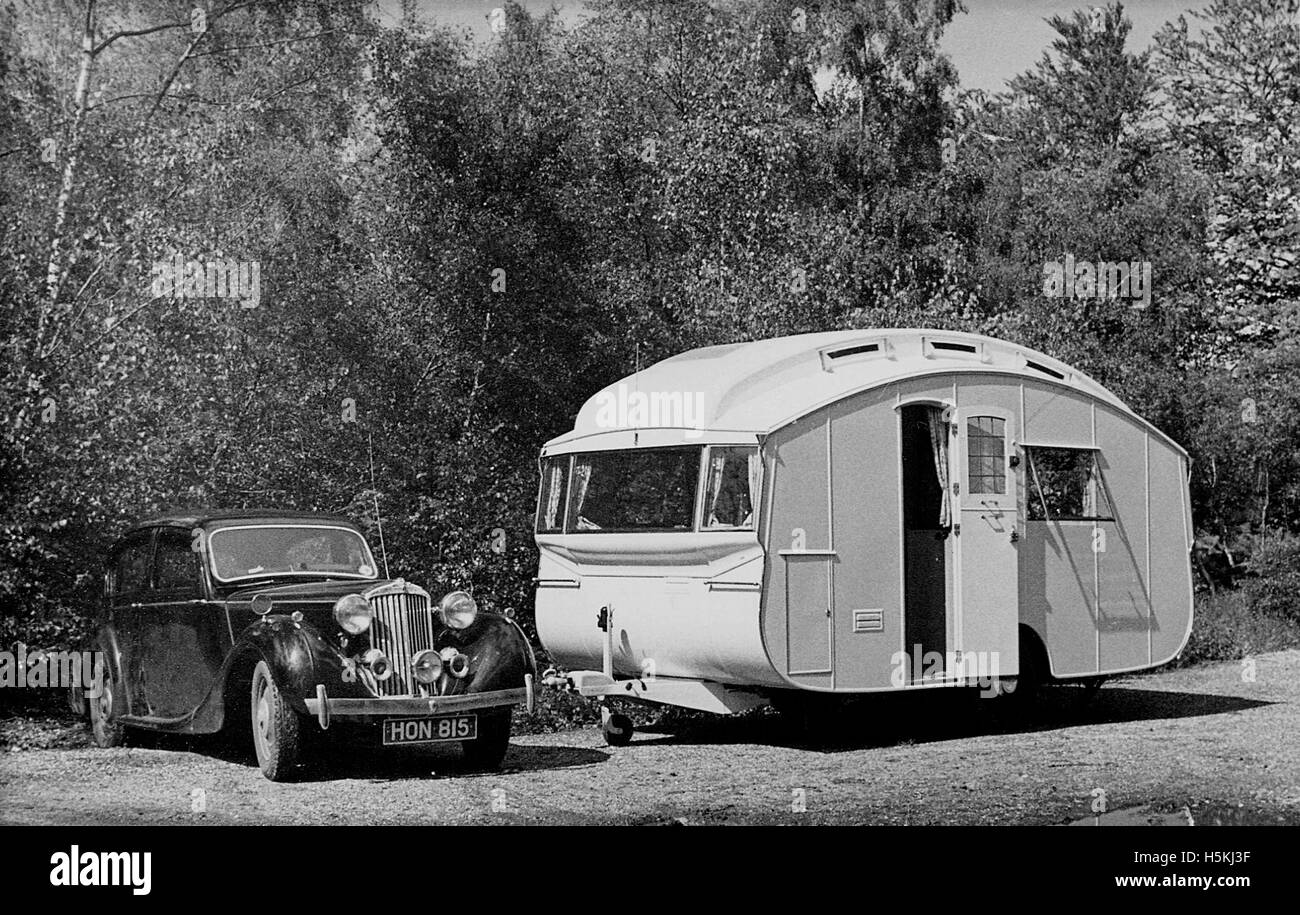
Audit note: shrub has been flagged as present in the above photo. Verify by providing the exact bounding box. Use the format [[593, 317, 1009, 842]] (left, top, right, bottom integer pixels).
[[1239, 533, 1300, 622], [1177, 587, 1300, 667]]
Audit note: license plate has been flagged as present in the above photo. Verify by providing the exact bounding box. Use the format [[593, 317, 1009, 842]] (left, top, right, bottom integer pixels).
[[382, 715, 477, 745]]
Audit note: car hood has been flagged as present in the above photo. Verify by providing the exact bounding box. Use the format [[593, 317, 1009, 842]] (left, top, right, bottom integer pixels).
[[224, 578, 402, 602]]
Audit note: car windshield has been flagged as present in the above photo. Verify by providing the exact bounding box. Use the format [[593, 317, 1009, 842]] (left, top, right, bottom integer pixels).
[[208, 525, 379, 582]]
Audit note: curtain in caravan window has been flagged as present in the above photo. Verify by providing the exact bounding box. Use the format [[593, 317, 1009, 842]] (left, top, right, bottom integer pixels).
[[707, 450, 727, 519], [569, 458, 593, 528], [927, 408, 951, 528], [746, 450, 762, 527], [545, 463, 563, 528], [1083, 456, 1106, 518]]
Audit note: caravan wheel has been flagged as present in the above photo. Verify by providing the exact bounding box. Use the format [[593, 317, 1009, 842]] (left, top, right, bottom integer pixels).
[[602, 712, 634, 746]]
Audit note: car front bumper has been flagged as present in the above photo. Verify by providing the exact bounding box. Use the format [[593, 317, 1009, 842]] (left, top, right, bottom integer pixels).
[[305, 674, 534, 729]]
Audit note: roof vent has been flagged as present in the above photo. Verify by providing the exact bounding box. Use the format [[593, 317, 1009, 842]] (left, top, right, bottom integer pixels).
[[1025, 360, 1066, 381], [829, 342, 878, 358], [922, 336, 987, 362], [820, 338, 891, 372]]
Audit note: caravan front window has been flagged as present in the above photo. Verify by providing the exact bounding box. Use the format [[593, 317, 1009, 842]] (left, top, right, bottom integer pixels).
[[566, 447, 699, 533], [702, 446, 760, 530], [537, 455, 571, 533]]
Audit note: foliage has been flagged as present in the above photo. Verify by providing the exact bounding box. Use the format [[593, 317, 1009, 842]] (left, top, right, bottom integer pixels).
[[1, 0, 1298, 687]]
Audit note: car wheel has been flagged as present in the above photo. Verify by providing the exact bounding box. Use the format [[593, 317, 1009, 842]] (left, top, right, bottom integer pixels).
[[88, 658, 127, 748], [602, 711, 634, 746], [461, 710, 512, 770], [250, 660, 302, 781]]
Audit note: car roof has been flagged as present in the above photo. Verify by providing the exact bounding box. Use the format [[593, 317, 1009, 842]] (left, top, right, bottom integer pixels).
[[126, 509, 360, 534]]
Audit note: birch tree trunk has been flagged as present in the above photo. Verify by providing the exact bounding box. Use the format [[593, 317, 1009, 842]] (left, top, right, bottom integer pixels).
[[39, 0, 97, 355]]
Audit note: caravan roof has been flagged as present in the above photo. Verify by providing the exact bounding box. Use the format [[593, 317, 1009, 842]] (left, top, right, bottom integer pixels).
[[545, 329, 1184, 455]]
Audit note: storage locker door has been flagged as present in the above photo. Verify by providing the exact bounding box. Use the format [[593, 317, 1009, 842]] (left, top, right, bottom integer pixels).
[[784, 555, 833, 675]]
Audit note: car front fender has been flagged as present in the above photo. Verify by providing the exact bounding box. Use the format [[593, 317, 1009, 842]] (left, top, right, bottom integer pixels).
[[224, 616, 374, 715], [439, 613, 537, 696]]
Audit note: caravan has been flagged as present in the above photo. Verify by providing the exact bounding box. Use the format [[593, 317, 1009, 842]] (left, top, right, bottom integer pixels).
[[533, 330, 1194, 744]]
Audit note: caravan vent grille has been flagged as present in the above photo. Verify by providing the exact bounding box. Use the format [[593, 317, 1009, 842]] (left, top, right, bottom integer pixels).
[[929, 341, 977, 354], [852, 609, 884, 633]]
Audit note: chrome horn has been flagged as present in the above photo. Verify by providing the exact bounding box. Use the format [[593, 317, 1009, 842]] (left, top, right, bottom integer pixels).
[[448, 652, 471, 679], [360, 648, 392, 681]]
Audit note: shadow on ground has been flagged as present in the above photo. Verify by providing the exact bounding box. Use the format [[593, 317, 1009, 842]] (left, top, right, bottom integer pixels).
[[149, 726, 612, 782], [2, 679, 1273, 777], [630, 683, 1273, 753]]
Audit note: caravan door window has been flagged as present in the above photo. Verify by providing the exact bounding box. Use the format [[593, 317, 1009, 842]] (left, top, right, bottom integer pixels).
[[966, 416, 1007, 494], [702, 446, 760, 530], [566, 447, 699, 533]]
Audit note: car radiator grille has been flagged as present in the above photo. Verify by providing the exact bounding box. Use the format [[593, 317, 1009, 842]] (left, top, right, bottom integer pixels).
[[367, 591, 435, 697]]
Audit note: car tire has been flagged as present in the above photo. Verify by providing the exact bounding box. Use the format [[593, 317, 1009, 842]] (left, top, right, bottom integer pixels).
[[251, 660, 302, 781], [88, 657, 127, 748], [461, 710, 512, 770]]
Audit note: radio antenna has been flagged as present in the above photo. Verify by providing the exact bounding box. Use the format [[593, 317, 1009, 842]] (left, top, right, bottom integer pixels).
[[367, 431, 390, 579]]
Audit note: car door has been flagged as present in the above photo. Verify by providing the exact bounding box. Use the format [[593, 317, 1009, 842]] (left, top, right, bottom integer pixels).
[[138, 527, 230, 719], [109, 529, 155, 716]]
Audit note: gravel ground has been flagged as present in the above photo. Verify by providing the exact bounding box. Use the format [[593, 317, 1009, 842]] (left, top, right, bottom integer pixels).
[[2, 651, 1297, 825]]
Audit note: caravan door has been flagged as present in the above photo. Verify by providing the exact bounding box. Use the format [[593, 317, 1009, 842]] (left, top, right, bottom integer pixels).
[[954, 408, 1020, 679]]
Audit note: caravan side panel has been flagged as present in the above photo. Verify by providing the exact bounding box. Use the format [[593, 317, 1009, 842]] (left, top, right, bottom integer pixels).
[[1018, 385, 1192, 677], [1149, 444, 1194, 664], [761, 412, 834, 688], [828, 389, 904, 689], [1020, 381, 1100, 677], [1094, 406, 1152, 670]]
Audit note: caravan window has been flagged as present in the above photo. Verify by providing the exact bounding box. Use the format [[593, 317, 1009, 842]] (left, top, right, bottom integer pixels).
[[537, 456, 570, 533], [566, 447, 699, 533], [702, 446, 760, 530], [1025, 447, 1113, 521]]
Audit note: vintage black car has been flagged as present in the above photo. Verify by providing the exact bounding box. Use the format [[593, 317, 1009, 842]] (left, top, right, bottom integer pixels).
[[78, 510, 536, 780]]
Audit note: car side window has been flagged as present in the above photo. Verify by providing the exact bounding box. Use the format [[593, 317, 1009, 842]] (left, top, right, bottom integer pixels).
[[153, 531, 200, 596], [113, 535, 152, 595]]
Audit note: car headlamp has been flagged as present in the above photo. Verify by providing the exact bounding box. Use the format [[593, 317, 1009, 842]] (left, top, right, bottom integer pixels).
[[438, 590, 478, 630], [333, 593, 372, 635]]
